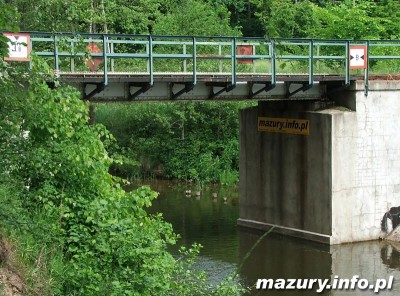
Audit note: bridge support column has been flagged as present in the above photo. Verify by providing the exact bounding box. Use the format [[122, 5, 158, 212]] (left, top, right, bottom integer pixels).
[[238, 81, 400, 244]]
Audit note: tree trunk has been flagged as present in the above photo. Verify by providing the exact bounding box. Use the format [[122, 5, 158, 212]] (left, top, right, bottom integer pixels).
[[100, 0, 108, 33], [88, 104, 96, 125]]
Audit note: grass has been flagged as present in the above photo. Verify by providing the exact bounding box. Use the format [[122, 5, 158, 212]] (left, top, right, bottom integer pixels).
[[0, 183, 66, 296]]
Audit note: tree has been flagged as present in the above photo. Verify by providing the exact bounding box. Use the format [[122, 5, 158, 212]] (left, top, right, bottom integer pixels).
[[252, 0, 391, 40], [11, 0, 161, 34], [67, 0, 161, 34], [153, 0, 240, 36], [8, 0, 70, 32], [215, 0, 265, 36], [308, 1, 385, 39], [252, 0, 316, 38], [374, 0, 400, 39], [0, 2, 244, 294]]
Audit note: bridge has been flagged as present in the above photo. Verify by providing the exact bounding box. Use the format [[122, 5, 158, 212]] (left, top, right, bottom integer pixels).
[[6, 32, 400, 245], [9, 32, 400, 101]]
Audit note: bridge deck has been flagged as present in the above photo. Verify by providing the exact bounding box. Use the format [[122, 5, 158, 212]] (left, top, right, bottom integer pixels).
[[6, 32, 400, 100], [59, 72, 349, 83]]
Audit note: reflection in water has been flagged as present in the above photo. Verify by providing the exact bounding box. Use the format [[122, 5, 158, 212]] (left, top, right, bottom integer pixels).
[[130, 180, 400, 295], [381, 242, 400, 270], [239, 231, 331, 295], [328, 242, 399, 296]]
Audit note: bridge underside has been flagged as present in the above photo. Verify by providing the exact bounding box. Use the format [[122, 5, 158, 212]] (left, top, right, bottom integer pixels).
[[59, 72, 351, 101]]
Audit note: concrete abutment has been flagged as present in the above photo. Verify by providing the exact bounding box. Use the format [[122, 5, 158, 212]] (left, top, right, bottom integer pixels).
[[238, 81, 400, 244]]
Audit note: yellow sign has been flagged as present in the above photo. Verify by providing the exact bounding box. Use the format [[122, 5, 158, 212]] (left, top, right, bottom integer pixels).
[[258, 117, 310, 135]]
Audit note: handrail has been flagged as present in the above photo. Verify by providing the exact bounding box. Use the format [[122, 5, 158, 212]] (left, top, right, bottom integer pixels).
[[9, 32, 400, 95]]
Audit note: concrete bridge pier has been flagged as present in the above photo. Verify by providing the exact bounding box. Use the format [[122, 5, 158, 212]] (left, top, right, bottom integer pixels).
[[238, 81, 400, 244]]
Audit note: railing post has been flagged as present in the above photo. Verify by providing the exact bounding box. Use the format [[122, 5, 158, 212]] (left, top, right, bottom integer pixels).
[[193, 37, 197, 85], [232, 37, 236, 86], [218, 42, 222, 73], [110, 40, 114, 72], [103, 34, 108, 86], [252, 44, 256, 73], [364, 40, 369, 96], [146, 41, 149, 73], [183, 43, 187, 72], [54, 34, 59, 72], [345, 40, 350, 85], [29, 36, 33, 69], [149, 35, 153, 86], [309, 39, 314, 86], [271, 39, 276, 86], [70, 39, 75, 72]]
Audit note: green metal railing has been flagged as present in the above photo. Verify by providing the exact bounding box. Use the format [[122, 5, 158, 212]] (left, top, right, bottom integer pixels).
[[21, 32, 400, 94]]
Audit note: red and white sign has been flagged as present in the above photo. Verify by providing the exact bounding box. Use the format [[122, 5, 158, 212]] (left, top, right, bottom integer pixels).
[[350, 46, 367, 69], [3, 33, 31, 61], [86, 42, 103, 71], [237, 45, 254, 64]]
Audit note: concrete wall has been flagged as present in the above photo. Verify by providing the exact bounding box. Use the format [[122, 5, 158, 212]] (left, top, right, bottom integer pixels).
[[239, 81, 400, 244], [331, 81, 400, 243], [238, 101, 334, 243]]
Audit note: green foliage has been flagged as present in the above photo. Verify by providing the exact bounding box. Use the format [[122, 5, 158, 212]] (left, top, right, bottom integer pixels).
[[372, 0, 400, 39], [95, 102, 253, 184], [252, 0, 400, 40], [12, 0, 161, 34], [215, 0, 264, 36], [0, 1, 19, 57], [0, 23, 245, 293], [10, 0, 400, 46], [9, 0, 400, 41], [7, 0, 400, 293], [153, 0, 241, 36], [0, 178, 66, 295], [308, 1, 385, 39], [66, 0, 162, 34], [10, 0, 73, 32], [253, 0, 317, 38]]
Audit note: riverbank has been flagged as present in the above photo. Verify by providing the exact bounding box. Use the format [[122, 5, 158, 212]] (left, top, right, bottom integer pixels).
[[0, 235, 24, 296]]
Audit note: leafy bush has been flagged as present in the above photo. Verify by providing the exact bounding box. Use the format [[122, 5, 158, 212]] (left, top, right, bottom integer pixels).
[[0, 54, 245, 294]]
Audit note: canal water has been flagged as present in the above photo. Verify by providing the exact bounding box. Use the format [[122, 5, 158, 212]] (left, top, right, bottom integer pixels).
[[134, 180, 400, 295]]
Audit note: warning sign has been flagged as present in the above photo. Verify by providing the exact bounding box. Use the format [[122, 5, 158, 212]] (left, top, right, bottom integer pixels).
[[3, 33, 31, 61], [349, 46, 367, 69]]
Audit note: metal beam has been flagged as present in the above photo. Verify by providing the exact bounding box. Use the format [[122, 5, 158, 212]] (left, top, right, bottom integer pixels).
[[170, 82, 194, 99], [84, 83, 105, 100], [249, 82, 276, 99], [129, 82, 151, 100], [285, 82, 312, 98], [208, 82, 236, 100]]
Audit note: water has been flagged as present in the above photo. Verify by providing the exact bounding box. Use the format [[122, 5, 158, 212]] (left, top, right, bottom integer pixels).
[[131, 180, 400, 295]]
